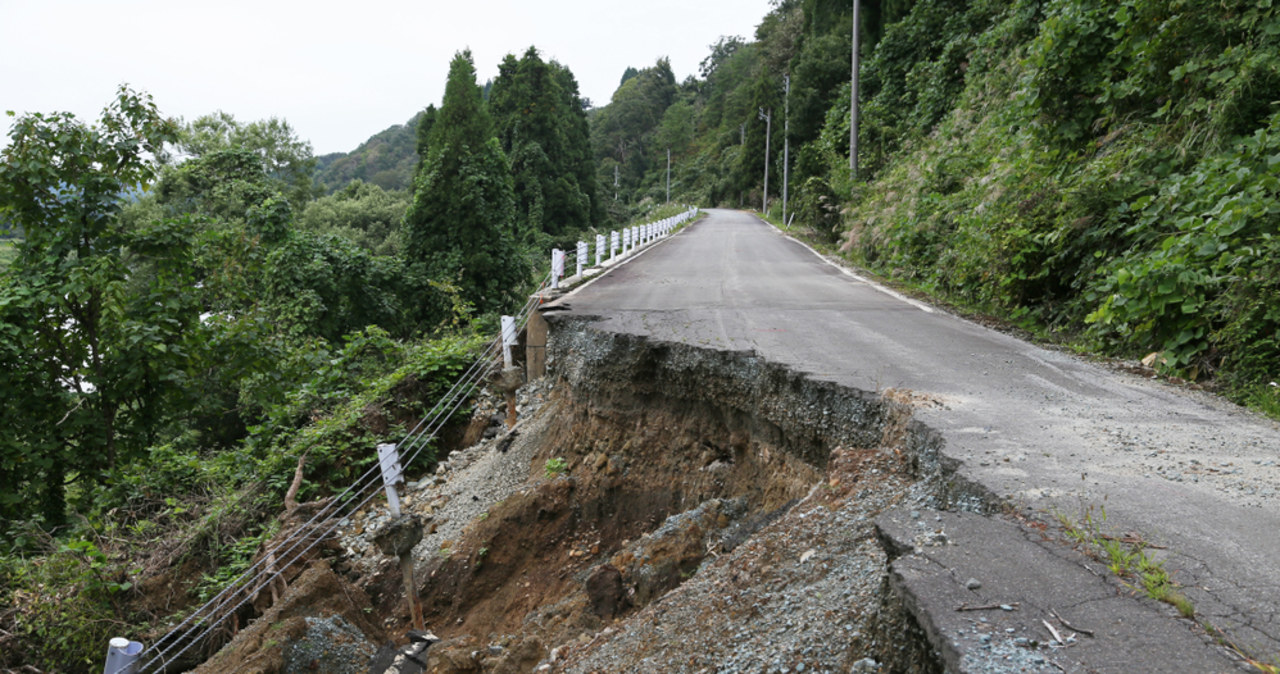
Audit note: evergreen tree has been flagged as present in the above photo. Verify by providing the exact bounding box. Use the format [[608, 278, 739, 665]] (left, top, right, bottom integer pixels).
[[489, 47, 598, 238], [404, 51, 527, 315]]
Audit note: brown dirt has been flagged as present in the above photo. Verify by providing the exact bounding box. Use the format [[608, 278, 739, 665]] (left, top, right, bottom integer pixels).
[[193, 561, 383, 674], [406, 385, 822, 670]]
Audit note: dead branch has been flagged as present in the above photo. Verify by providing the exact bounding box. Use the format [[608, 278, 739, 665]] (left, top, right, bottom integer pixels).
[[956, 602, 1020, 612], [1051, 608, 1095, 637], [1042, 618, 1066, 644], [284, 453, 308, 515]]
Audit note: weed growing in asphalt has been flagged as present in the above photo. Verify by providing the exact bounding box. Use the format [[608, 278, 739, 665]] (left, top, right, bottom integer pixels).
[[1053, 505, 1193, 618]]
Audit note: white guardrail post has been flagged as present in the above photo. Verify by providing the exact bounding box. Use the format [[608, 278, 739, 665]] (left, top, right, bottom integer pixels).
[[551, 249, 564, 289], [595, 234, 605, 266], [576, 241, 587, 277], [611, 230, 619, 260], [501, 315, 517, 368]]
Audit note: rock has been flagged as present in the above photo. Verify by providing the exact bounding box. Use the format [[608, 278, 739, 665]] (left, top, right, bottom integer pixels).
[[586, 563, 629, 618], [373, 514, 424, 557], [494, 366, 524, 394], [965, 578, 982, 591]]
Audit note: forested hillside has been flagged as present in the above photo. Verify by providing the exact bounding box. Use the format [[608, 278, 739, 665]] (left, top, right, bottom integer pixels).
[[0, 46, 609, 669], [314, 111, 423, 193], [594, 0, 1279, 413]]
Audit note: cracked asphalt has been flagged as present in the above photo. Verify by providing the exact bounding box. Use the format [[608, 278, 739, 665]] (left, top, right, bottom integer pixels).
[[552, 208, 1280, 667]]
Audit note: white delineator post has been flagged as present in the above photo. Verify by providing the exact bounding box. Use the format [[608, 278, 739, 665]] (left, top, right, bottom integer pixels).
[[375, 442, 426, 631], [551, 249, 565, 289], [501, 315, 517, 369], [103, 637, 143, 674], [576, 241, 587, 277], [377, 443, 404, 516], [596, 234, 605, 266]]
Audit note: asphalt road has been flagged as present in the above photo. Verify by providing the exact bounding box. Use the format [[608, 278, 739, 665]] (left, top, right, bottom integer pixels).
[[553, 208, 1280, 659]]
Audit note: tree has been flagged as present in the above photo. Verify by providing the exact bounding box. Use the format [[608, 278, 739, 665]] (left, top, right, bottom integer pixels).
[[0, 87, 196, 531], [591, 58, 678, 200], [404, 51, 528, 315], [298, 180, 408, 256], [489, 48, 599, 238], [178, 112, 317, 207]]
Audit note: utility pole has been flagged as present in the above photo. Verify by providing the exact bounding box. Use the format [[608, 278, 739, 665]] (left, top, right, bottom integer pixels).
[[850, 0, 862, 182], [614, 164, 619, 201], [783, 74, 791, 227], [758, 107, 771, 215], [666, 148, 671, 204], [740, 123, 746, 145]]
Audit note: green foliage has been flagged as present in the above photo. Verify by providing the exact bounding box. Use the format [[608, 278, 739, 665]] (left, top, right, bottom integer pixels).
[[179, 111, 318, 207], [0, 86, 190, 532], [0, 538, 133, 671], [298, 180, 408, 256], [823, 0, 1280, 407], [1087, 111, 1280, 379], [544, 457, 568, 478], [490, 48, 600, 238], [405, 51, 530, 316], [591, 58, 678, 204]]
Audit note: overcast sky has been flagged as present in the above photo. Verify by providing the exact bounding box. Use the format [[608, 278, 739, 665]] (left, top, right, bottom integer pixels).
[[1, 0, 775, 155]]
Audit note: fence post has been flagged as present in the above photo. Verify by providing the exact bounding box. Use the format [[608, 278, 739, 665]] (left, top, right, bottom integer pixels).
[[576, 241, 587, 277], [103, 638, 143, 674], [376, 443, 426, 631], [595, 234, 605, 266], [551, 249, 564, 289], [501, 315, 517, 368], [611, 230, 619, 260], [623, 228, 631, 254], [377, 443, 403, 517]]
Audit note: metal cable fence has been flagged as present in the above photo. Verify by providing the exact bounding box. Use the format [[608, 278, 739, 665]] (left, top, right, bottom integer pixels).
[[117, 206, 699, 672]]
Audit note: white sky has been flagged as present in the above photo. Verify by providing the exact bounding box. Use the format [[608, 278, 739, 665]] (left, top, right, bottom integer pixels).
[[1, 0, 775, 155]]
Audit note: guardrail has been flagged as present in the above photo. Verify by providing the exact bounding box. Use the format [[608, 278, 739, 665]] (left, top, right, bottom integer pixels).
[[550, 206, 698, 289], [102, 206, 700, 673]]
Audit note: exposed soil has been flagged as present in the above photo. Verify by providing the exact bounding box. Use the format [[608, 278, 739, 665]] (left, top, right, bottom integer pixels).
[[198, 316, 960, 672]]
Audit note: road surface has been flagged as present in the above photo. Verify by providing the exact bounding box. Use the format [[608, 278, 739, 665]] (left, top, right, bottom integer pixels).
[[552, 208, 1280, 663]]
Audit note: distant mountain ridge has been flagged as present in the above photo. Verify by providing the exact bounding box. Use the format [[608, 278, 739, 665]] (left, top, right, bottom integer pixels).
[[315, 111, 423, 193]]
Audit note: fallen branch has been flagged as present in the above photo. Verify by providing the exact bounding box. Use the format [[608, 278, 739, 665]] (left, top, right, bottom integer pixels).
[[1042, 618, 1066, 644], [1051, 608, 1095, 637], [956, 602, 1019, 612]]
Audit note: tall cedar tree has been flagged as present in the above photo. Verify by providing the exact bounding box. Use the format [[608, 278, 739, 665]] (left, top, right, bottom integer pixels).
[[489, 48, 599, 238], [405, 51, 527, 315]]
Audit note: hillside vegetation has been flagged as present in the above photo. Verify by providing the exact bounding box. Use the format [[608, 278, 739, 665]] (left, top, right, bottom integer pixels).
[[593, 0, 1279, 411], [2, 1, 1278, 669]]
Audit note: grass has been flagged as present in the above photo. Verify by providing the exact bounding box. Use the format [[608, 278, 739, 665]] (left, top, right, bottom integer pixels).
[[1053, 505, 1194, 618], [1244, 383, 1280, 421]]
